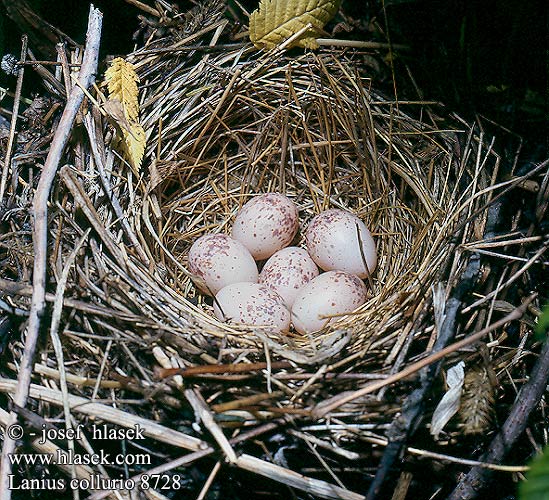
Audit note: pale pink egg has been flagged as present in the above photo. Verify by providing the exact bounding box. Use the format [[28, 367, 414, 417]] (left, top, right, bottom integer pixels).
[[305, 209, 377, 278], [232, 193, 299, 260], [259, 247, 319, 308], [291, 271, 367, 334], [213, 282, 290, 332], [188, 234, 258, 295]]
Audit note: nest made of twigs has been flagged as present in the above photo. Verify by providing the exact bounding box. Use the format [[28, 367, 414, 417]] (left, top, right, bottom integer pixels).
[[1, 2, 547, 499]]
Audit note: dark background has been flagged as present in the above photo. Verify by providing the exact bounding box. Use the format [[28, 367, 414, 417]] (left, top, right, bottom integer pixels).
[[0, 0, 547, 163]]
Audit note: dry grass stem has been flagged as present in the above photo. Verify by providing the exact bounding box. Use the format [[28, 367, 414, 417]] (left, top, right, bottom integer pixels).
[[0, 2, 546, 497]]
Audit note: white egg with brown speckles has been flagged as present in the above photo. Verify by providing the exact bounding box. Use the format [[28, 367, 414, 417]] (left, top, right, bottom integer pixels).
[[291, 271, 368, 334], [214, 282, 290, 332], [188, 234, 258, 295], [305, 209, 377, 278], [259, 247, 319, 308], [232, 193, 299, 260]]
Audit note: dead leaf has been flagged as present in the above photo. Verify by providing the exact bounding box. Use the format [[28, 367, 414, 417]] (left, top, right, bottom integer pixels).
[[102, 99, 132, 134], [104, 58, 146, 173], [430, 361, 465, 440], [249, 0, 341, 50]]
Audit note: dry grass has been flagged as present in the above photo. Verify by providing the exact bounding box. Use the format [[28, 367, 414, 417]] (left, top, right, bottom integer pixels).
[[0, 2, 547, 498]]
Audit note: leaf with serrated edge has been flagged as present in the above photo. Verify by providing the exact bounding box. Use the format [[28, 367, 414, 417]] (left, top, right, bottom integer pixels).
[[104, 58, 145, 172], [105, 58, 139, 122], [249, 0, 341, 50], [122, 121, 145, 173]]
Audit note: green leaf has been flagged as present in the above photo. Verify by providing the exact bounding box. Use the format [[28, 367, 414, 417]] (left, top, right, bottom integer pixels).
[[520, 446, 549, 500], [535, 304, 549, 341]]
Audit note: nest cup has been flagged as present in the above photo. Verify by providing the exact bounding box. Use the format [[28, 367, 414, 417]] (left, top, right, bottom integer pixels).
[[127, 21, 496, 365]]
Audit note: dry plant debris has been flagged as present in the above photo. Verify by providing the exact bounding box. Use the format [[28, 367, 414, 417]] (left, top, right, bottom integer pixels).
[[0, 1, 547, 499], [104, 57, 146, 173], [249, 0, 341, 49]]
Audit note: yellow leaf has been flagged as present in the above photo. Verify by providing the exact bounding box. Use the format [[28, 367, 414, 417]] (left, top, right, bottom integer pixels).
[[122, 121, 146, 173], [105, 58, 140, 122], [249, 0, 341, 50], [104, 57, 146, 173]]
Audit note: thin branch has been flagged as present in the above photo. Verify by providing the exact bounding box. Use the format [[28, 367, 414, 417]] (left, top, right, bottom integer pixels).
[[316, 38, 410, 51], [185, 389, 237, 463], [0, 378, 206, 451], [0, 35, 27, 204], [48, 230, 90, 500], [312, 294, 536, 419], [124, 0, 160, 17], [155, 360, 292, 378], [448, 333, 549, 499]]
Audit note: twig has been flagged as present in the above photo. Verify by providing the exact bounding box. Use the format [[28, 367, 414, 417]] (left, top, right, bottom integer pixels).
[[313, 294, 536, 419], [87, 448, 216, 500], [27, 47, 66, 96], [363, 249, 481, 500], [462, 242, 548, 313], [0, 378, 207, 451], [55, 42, 72, 100], [359, 192, 530, 497], [0, 9, 102, 499], [124, 0, 160, 17], [185, 388, 237, 463], [346, 427, 529, 472], [0, 407, 95, 483], [83, 113, 150, 264], [59, 166, 128, 266], [235, 454, 365, 500], [0, 35, 27, 204], [288, 429, 361, 461], [447, 333, 549, 499], [196, 460, 221, 500], [87, 420, 286, 500], [155, 360, 291, 378], [49, 230, 90, 500], [316, 38, 410, 51], [362, 294, 535, 499], [211, 391, 284, 413], [391, 472, 413, 500]]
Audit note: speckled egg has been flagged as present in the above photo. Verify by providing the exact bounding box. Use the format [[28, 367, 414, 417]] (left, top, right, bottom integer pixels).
[[232, 193, 299, 260], [305, 209, 377, 278], [188, 233, 258, 295], [291, 271, 368, 334], [259, 247, 319, 308], [213, 282, 291, 332]]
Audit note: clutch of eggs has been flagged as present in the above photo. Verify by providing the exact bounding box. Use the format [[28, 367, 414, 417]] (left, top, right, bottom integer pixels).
[[187, 194, 377, 334]]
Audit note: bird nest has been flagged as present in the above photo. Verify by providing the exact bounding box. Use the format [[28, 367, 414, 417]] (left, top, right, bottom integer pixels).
[[0, 2, 547, 499]]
